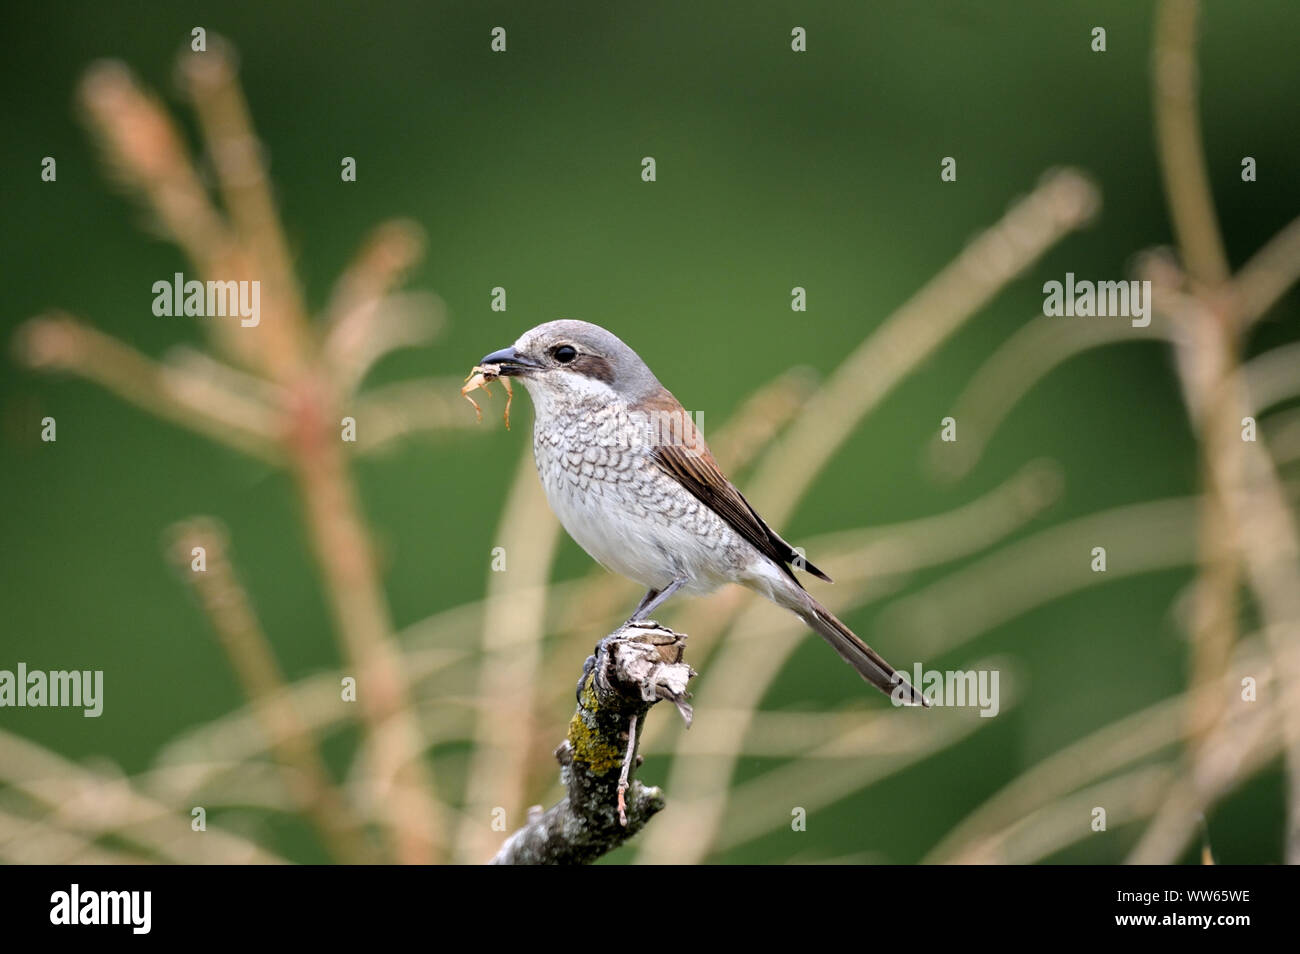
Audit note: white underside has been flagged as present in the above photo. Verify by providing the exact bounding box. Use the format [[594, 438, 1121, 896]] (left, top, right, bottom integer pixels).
[[544, 474, 727, 594], [521, 371, 798, 607]]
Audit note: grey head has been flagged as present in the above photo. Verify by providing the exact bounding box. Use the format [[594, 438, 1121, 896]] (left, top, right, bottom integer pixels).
[[479, 319, 663, 407]]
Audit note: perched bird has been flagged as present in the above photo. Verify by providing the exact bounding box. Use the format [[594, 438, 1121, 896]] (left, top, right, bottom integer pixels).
[[479, 319, 925, 705]]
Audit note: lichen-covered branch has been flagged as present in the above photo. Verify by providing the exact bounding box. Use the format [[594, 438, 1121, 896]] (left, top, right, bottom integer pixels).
[[490, 623, 693, 865]]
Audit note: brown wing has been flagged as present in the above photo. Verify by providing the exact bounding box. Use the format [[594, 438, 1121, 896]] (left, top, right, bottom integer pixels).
[[651, 434, 832, 584]]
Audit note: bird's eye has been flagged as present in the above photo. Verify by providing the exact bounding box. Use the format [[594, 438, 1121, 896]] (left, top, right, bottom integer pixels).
[[552, 345, 577, 364]]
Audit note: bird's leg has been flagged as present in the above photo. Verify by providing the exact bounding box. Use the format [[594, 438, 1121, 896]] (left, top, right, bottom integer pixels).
[[616, 713, 639, 827], [626, 577, 685, 625], [629, 587, 661, 619], [577, 578, 686, 701]]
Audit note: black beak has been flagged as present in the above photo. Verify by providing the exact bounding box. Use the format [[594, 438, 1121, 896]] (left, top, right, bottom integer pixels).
[[479, 346, 540, 376]]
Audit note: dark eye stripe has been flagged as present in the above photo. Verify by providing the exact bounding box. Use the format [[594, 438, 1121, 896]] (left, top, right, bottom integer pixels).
[[571, 353, 615, 384]]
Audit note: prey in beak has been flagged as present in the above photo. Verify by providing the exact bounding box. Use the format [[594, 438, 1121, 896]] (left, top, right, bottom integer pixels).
[[461, 361, 516, 428], [479, 346, 541, 377]]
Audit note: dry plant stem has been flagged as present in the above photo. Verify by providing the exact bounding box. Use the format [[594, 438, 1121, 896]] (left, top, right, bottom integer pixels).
[[21, 45, 452, 864], [143, 46, 444, 861], [636, 461, 1066, 864], [168, 519, 378, 864], [1152, 0, 1300, 862], [178, 44, 311, 379], [290, 410, 445, 864], [153, 647, 466, 778], [876, 496, 1199, 658], [1131, 669, 1287, 865], [1183, 390, 1239, 757], [978, 766, 1178, 866], [706, 367, 819, 473], [455, 451, 562, 863], [1189, 377, 1300, 863], [631, 182, 1095, 859], [353, 378, 486, 452], [78, 59, 259, 376], [928, 695, 1187, 863], [1243, 341, 1300, 413], [168, 460, 1058, 811], [747, 168, 1099, 529], [1153, 0, 1231, 288], [1235, 214, 1300, 329], [325, 221, 426, 325], [0, 729, 285, 864], [927, 641, 1271, 863], [0, 809, 138, 865], [77, 62, 239, 282], [490, 624, 692, 865], [14, 318, 449, 862], [931, 247, 1300, 481], [165, 344, 287, 411], [324, 221, 438, 394], [1154, 0, 1239, 764], [929, 318, 1167, 481], [946, 643, 1291, 864], [15, 315, 281, 463], [715, 675, 1013, 853]]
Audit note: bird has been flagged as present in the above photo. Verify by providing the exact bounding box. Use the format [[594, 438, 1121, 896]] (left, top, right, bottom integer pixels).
[[478, 319, 926, 706]]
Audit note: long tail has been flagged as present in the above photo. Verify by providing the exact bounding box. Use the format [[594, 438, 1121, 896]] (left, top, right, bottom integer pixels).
[[778, 586, 928, 706]]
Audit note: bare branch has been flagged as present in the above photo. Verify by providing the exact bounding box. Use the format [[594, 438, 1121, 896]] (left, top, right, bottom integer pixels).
[[490, 623, 693, 865], [14, 313, 282, 463]]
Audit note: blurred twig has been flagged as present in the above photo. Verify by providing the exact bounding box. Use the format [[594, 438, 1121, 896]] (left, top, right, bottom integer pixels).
[[0, 729, 285, 864], [1151, 0, 1300, 863], [455, 449, 563, 863], [926, 317, 1166, 483], [1153, 0, 1230, 288], [629, 168, 1101, 864], [635, 461, 1063, 864], [1235, 215, 1300, 329], [715, 660, 1018, 855], [0, 806, 141, 865], [874, 496, 1198, 658], [18, 44, 449, 863], [932, 639, 1286, 864], [746, 168, 1100, 528], [167, 518, 379, 864], [352, 378, 487, 453], [14, 314, 283, 464]]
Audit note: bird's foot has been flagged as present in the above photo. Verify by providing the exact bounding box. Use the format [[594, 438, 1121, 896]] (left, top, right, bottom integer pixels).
[[620, 615, 660, 631], [575, 648, 598, 704]]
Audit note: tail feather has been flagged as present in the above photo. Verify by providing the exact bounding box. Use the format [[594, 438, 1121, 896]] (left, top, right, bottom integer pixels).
[[785, 591, 928, 707]]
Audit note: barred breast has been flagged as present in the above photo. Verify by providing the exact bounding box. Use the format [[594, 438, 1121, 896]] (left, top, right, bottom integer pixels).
[[531, 402, 752, 594]]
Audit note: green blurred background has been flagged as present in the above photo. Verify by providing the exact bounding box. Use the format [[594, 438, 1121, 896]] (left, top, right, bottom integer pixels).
[[3, 0, 1298, 863]]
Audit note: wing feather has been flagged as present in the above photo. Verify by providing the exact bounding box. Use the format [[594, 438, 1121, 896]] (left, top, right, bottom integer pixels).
[[651, 440, 832, 583]]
